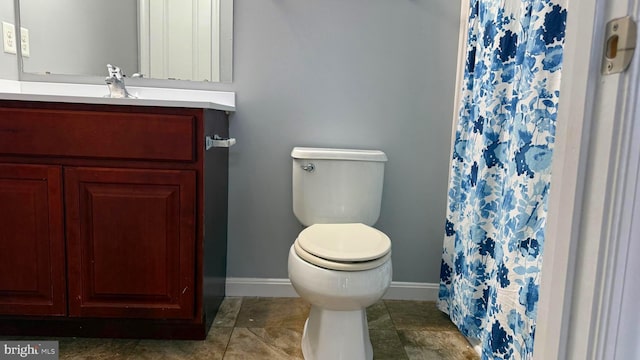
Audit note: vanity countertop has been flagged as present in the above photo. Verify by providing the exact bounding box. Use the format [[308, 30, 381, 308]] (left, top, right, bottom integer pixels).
[[0, 80, 235, 112]]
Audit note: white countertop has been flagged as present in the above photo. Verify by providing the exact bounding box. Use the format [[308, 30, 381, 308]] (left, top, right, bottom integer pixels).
[[0, 80, 235, 111]]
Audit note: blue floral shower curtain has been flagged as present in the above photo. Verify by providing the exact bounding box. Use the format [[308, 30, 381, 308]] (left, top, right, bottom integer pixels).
[[437, 0, 567, 359]]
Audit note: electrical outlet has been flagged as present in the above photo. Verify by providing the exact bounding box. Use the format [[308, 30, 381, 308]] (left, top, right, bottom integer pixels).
[[20, 27, 30, 57], [2, 22, 17, 54]]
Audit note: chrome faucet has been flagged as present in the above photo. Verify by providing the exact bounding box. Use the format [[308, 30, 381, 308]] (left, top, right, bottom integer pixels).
[[105, 64, 136, 98]]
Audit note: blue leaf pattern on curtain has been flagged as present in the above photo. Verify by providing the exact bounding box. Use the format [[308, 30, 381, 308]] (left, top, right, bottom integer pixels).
[[438, 0, 567, 359]]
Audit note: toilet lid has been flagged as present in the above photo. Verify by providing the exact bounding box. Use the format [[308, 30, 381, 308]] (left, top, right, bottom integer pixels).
[[297, 223, 391, 262], [294, 241, 392, 271]]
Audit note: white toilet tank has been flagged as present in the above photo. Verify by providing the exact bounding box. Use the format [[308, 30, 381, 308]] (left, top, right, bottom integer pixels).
[[291, 147, 387, 226]]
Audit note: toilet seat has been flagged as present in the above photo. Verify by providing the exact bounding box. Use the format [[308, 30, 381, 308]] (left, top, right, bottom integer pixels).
[[294, 223, 391, 271]]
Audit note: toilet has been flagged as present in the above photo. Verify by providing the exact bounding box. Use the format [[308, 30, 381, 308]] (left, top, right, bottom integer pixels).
[[288, 147, 392, 360]]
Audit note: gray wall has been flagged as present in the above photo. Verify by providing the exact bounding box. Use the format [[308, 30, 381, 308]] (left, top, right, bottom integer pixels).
[[20, 0, 137, 77], [1, 0, 462, 284], [226, 0, 461, 283], [0, 0, 18, 80]]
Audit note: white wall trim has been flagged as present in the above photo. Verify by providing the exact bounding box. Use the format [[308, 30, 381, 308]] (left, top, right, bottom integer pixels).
[[532, 0, 602, 358], [537, 0, 640, 358], [219, 277, 439, 301], [224, 277, 299, 298], [383, 281, 440, 301], [594, 2, 640, 358], [597, 48, 640, 359]]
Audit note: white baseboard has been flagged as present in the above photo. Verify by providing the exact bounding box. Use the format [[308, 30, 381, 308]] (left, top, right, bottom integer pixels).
[[224, 277, 299, 298], [215, 277, 439, 301], [383, 281, 440, 301]]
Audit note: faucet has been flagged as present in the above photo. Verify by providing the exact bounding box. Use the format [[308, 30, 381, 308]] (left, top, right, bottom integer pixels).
[[105, 64, 136, 98]]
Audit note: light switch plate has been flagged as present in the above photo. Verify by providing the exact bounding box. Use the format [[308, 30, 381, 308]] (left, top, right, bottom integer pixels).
[[2, 21, 17, 55], [20, 27, 30, 57]]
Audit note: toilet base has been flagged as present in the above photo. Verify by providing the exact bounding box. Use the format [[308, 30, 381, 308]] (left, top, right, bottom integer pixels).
[[301, 305, 373, 360]]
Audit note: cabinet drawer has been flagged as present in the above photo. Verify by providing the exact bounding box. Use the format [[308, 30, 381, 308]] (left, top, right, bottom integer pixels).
[[0, 108, 195, 161]]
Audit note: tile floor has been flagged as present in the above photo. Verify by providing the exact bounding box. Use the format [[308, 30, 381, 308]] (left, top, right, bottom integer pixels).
[[14, 297, 480, 359]]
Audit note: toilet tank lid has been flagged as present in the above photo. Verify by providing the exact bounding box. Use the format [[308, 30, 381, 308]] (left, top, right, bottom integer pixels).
[[291, 147, 388, 162]]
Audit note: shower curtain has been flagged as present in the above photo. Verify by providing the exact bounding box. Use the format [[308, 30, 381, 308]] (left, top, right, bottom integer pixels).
[[437, 0, 567, 359]]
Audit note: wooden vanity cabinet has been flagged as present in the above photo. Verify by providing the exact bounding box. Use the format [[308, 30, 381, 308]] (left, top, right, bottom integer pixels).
[[0, 100, 229, 339]]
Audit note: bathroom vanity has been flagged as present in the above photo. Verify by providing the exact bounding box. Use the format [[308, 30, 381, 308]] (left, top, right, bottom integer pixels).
[[0, 99, 230, 339]]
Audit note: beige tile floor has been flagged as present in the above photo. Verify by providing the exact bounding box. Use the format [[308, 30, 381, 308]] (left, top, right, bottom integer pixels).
[[16, 297, 481, 359]]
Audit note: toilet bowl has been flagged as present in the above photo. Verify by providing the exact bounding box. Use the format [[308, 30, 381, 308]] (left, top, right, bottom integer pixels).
[[288, 223, 392, 360]]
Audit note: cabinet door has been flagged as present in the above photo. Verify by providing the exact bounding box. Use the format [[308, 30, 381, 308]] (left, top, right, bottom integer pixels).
[[65, 167, 196, 319], [0, 164, 66, 316]]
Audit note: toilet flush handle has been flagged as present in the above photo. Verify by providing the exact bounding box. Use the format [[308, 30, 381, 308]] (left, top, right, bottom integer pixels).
[[301, 163, 315, 172]]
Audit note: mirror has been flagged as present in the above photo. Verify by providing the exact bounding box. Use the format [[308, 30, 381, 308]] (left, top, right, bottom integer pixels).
[[17, 0, 232, 84]]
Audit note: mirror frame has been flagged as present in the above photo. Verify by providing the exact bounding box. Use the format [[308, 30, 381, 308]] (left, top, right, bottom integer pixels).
[[14, 0, 233, 90]]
